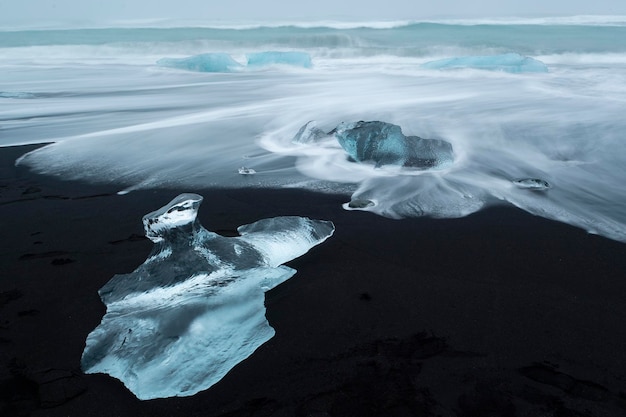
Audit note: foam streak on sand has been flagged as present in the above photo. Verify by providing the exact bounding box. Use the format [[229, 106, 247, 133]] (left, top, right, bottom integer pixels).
[[3, 18, 626, 242]]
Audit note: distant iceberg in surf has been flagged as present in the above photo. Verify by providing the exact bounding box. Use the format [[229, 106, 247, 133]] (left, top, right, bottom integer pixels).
[[157, 53, 243, 73], [246, 51, 312, 68], [157, 51, 313, 72], [81, 193, 334, 400], [421, 53, 548, 73], [0, 91, 37, 99]]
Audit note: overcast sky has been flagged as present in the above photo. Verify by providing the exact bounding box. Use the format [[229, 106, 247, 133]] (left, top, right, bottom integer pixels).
[[1, 0, 625, 25]]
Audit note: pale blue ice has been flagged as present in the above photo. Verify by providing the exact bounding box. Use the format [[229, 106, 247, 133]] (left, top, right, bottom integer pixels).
[[246, 51, 312, 68], [157, 51, 312, 73], [81, 193, 334, 400], [421, 53, 548, 73], [333, 121, 454, 169], [157, 53, 243, 72]]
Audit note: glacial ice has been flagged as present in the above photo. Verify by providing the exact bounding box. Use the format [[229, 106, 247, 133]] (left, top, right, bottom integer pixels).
[[345, 199, 376, 209], [246, 51, 313, 68], [513, 178, 551, 190], [421, 53, 548, 73], [82, 193, 334, 400], [156, 51, 313, 72], [333, 121, 454, 169], [157, 53, 243, 72], [292, 120, 330, 144], [0, 91, 37, 99], [238, 166, 256, 175]]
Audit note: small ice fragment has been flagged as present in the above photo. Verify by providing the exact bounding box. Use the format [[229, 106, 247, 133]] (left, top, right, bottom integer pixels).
[[238, 167, 256, 175], [513, 178, 551, 190], [346, 199, 376, 209]]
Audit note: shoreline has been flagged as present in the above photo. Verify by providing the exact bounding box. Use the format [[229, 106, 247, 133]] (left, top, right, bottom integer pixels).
[[2, 143, 626, 416]]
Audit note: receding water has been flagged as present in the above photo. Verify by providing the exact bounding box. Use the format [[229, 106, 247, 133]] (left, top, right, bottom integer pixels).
[[3, 17, 626, 241]]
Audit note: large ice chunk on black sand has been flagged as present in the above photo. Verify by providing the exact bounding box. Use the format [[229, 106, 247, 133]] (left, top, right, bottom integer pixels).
[[334, 121, 454, 169], [81, 193, 334, 400]]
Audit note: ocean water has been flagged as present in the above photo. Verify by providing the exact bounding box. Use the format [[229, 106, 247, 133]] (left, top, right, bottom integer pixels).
[[2, 16, 626, 242]]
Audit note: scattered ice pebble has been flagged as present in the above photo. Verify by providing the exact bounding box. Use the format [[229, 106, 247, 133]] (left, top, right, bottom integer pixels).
[[81, 193, 334, 400], [513, 178, 551, 190], [345, 199, 376, 209], [238, 167, 256, 175]]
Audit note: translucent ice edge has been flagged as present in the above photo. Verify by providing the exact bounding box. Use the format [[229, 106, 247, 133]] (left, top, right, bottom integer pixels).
[[81, 193, 334, 400], [83, 267, 295, 400], [246, 51, 313, 68], [157, 53, 242, 73]]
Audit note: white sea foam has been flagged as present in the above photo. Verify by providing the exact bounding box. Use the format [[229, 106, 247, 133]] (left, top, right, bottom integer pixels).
[[427, 15, 626, 27], [4, 22, 626, 243]]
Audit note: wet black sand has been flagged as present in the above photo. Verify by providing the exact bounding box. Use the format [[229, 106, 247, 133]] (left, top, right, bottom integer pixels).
[[2, 144, 626, 416]]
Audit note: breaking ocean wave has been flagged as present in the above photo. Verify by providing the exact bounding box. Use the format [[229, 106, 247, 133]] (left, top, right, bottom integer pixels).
[[3, 17, 626, 243]]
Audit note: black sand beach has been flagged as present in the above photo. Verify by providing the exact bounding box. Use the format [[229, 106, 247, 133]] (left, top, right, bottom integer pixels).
[[2, 144, 626, 416]]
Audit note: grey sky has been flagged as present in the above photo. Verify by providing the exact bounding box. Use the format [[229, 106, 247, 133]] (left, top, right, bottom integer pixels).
[[1, 0, 625, 25]]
